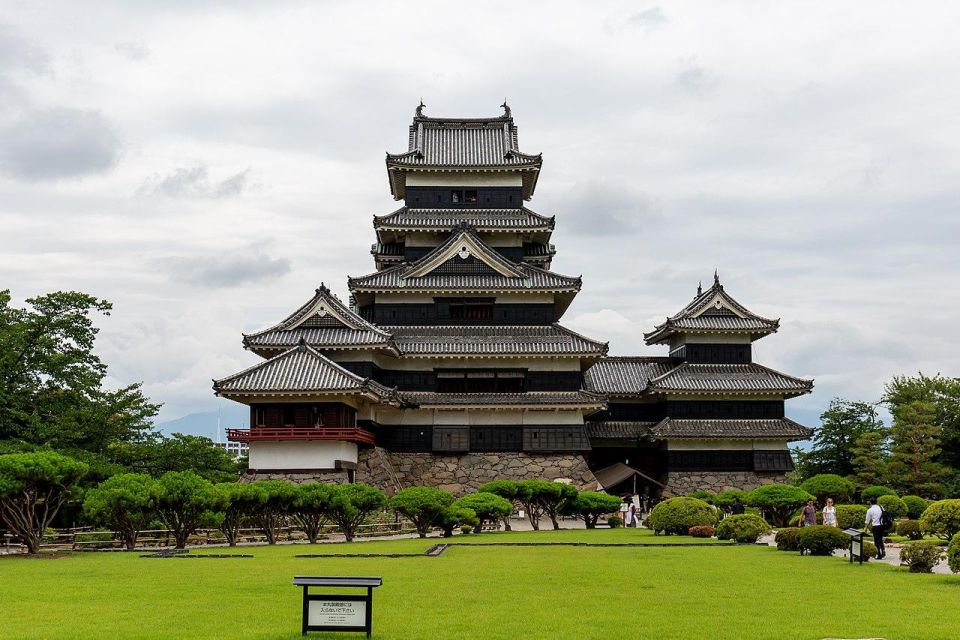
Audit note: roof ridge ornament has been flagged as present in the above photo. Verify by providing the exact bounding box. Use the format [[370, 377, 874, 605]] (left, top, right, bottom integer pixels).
[[501, 99, 511, 119], [697, 281, 702, 297], [415, 99, 425, 118], [714, 269, 721, 287]]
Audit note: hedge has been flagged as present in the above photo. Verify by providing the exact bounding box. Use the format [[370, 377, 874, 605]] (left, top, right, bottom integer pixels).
[[646, 497, 716, 535], [775, 527, 801, 551], [715, 514, 770, 543], [948, 532, 960, 574], [835, 504, 868, 530], [797, 525, 849, 556], [919, 499, 960, 539], [896, 519, 923, 541]]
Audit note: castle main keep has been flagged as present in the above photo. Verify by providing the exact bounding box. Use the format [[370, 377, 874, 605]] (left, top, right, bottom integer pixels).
[[214, 104, 813, 497]]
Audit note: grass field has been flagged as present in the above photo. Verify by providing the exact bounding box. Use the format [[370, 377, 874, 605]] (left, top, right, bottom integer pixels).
[[2, 528, 959, 640]]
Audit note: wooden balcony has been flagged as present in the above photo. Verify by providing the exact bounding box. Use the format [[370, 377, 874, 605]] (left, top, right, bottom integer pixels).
[[225, 426, 375, 445]]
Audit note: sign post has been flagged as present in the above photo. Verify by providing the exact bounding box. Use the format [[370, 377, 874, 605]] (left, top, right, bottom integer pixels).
[[293, 576, 382, 637], [842, 528, 867, 565]]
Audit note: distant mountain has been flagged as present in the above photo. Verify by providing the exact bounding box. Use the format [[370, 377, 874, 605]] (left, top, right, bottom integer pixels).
[[155, 404, 249, 439]]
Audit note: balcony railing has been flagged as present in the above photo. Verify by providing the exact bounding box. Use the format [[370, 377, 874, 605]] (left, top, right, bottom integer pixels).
[[225, 426, 375, 445]]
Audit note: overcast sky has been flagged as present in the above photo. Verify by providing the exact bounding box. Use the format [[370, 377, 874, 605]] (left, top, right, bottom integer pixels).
[[2, 1, 958, 427]]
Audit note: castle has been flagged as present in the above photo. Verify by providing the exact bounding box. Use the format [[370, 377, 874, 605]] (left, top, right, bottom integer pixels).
[[214, 104, 813, 497]]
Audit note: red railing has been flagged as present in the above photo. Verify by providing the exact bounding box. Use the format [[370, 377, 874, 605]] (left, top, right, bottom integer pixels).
[[225, 427, 375, 444]]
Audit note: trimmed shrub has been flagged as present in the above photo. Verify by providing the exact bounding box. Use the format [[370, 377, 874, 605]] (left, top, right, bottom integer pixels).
[[328, 483, 387, 542], [82, 473, 156, 550], [746, 484, 814, 527], [716, 514, 770, 543], [390, 486, 454, 538], [477, 480, 521, 530], [800, 474, 855, 504], [688, 490, 715, 502], [919, 499, 960, 539], [437, 506, 478, 538], [835, 504, 868, 530], [878, 495, 907, 519], [861, 485, 898, 502], [797, 525, 849, 556], [453, 492, 512, 531], [460, 525, 473, 535], [948, 532, 960, 574], [775, 527, 801, 551], [566, 491, 622, 529], [900, 540, 945, 573], [646, 497, 716, 535], [607, 515, 623, 528], [896, 519, 923, 541], [688, 525, 715, 538], [903, 495, 930, 520], [861, 540, 878, 561]]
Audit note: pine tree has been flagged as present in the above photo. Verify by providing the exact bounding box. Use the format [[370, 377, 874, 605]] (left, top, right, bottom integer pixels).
[[851, 429, 889, 489], [887, 400, 947, 497]]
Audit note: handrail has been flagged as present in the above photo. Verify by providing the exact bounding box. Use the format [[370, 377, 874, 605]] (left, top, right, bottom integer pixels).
[[225, 426, 375, 444]]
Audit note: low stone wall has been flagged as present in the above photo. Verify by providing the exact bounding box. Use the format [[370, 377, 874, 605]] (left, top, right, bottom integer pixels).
[[359, 449, 597, 496], [662, 471, 788, 497], [239, 470, 350, 484]]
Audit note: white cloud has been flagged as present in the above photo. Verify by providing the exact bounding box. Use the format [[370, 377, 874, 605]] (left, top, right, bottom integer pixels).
[[0, 1, 958, 423]]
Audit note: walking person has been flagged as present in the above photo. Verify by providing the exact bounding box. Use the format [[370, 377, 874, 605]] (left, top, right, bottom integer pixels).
[[822, 498, 837, 527], [630, 503, 640, 528], [801, 499, 817, 527], [620, 499, 631, 527], [865, 497, 887, 559]]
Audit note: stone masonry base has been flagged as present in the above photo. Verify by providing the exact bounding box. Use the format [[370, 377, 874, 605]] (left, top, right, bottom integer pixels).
[[662, 471, 789, 497], [241, 447, 598, 497]]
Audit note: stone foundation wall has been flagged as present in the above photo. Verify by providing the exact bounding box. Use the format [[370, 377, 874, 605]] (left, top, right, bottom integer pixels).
[[240, 470, 351, 484], [359, 449, 597, 496], [662, 471, 789, 497]]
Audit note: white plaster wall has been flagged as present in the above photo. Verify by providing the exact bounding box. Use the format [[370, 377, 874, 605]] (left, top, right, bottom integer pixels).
[[249, 440, 358, 470], [667, 439, 789, 451], [406, 171, 522, 187]]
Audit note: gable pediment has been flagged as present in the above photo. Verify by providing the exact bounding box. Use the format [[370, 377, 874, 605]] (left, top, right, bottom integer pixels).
[[404, 229, 524, 279]]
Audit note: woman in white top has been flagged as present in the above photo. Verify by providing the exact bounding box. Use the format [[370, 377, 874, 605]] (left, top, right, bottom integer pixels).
[[822, 498, 838, 527]]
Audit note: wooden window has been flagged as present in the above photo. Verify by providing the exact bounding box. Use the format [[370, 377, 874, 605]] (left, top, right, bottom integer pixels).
[[450, 190, 462, 203], [464, 190, 477, 203], [436, 370, 525, 393]]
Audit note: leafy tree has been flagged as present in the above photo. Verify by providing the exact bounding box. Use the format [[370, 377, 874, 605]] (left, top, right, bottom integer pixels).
[[802, 399, 884, 479], [453, 493, 512, 531], [82, 473, 155, 550], [516, 480, 577, 530], [477, 480, 520, 531], [0, 291, 159, 464], [887, 400, 948, 497], [247, 480, 298, 544], [293, 482, 334, 544], [851, 430, 890, 489], [436, 505, 478, 538], [884, 373, 960, 469], [213, 482, 260, 547], [116, 434, 241, 483], [154, 470, 218, 549], [565, 491, 622, 528], [712, 489, 749, 510], [799, 474, 855, 504], [0, 451, 88, 553], [390, 486, 454, 538], [328, 483, 386, 542], [746, 484, 813, 527]]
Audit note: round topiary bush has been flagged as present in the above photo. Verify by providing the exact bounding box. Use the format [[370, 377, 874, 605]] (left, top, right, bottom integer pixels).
[[800, 474, 855, 503], [797, 525, 850, 556], [861, 485, 898, 502], [716, 514, 770, 543], [607, 515, 623, 528], [861, 540, 878, 562], [646, 497, 716, 535], [948, 532, 960, 574], [834, 504, 868, 529], [775, 527, 802, 551], [896, 519, 923, 541], [919, 499, 960, 539], [902, 495, 930, 520], [688, 489, 715, 502], [688, 525, 715, 538], [900, 540, 945, 573], [878, 495, 908, 519]]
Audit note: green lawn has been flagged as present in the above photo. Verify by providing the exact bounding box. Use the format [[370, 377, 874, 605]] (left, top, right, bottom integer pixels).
[[2, 528, 958, 640]]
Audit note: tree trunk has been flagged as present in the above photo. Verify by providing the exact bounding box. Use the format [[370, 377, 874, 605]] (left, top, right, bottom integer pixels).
[[174, 528, 189, 549], [502, 517, 512, 532]]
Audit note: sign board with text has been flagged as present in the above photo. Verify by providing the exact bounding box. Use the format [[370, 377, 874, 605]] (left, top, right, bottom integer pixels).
[[293, 576, 382, 637]]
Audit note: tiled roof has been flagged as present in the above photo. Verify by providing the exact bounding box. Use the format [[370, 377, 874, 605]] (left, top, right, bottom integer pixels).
[[349, 226, 581, 293], [645, 274, 780, 344], [243, 285, 393, 354], [586, 422, 655, 440], [584, 357, 675, 396], [400, 390, 606, 409], [651, 418, 814, 440], [387, 324, 608, 357], [648, 363, 813, 397], [387, 108, 541, 168], [373, 207, 555, 232], [214, 342, 397, 402]]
